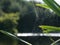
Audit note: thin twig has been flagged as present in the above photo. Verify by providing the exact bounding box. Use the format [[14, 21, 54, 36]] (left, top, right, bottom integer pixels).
[[51, 39, 60, 45]]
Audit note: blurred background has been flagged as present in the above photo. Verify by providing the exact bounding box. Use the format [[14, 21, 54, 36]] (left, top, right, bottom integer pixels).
[[0, 0, 60, 45]]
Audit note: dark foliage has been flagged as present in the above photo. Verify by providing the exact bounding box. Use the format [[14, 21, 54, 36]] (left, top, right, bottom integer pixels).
[[0, 19, 17, 33]]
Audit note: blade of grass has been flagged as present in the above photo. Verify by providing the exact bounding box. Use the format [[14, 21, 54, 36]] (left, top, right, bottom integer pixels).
[[43, 0, 60, 16], [36, 4, 50, 9], [53, 0, 60, 8], [0, 30, 32, 45]]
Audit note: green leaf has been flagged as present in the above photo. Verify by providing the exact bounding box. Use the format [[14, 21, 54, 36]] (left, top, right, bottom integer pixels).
[[36, 4, 50, 9], [43, 0, 60, 16], [39, 25, 60, 33]]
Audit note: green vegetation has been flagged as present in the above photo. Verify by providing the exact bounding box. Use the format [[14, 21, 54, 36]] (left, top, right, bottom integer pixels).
[[43, 0, 60, 16], [39, 25, 60, 33], [0, 12, 19, 34], [0, 0, 60, 45], [36, 4, 50, 9], [0, 13, 19, 45], [36, 0, 60, 33]]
